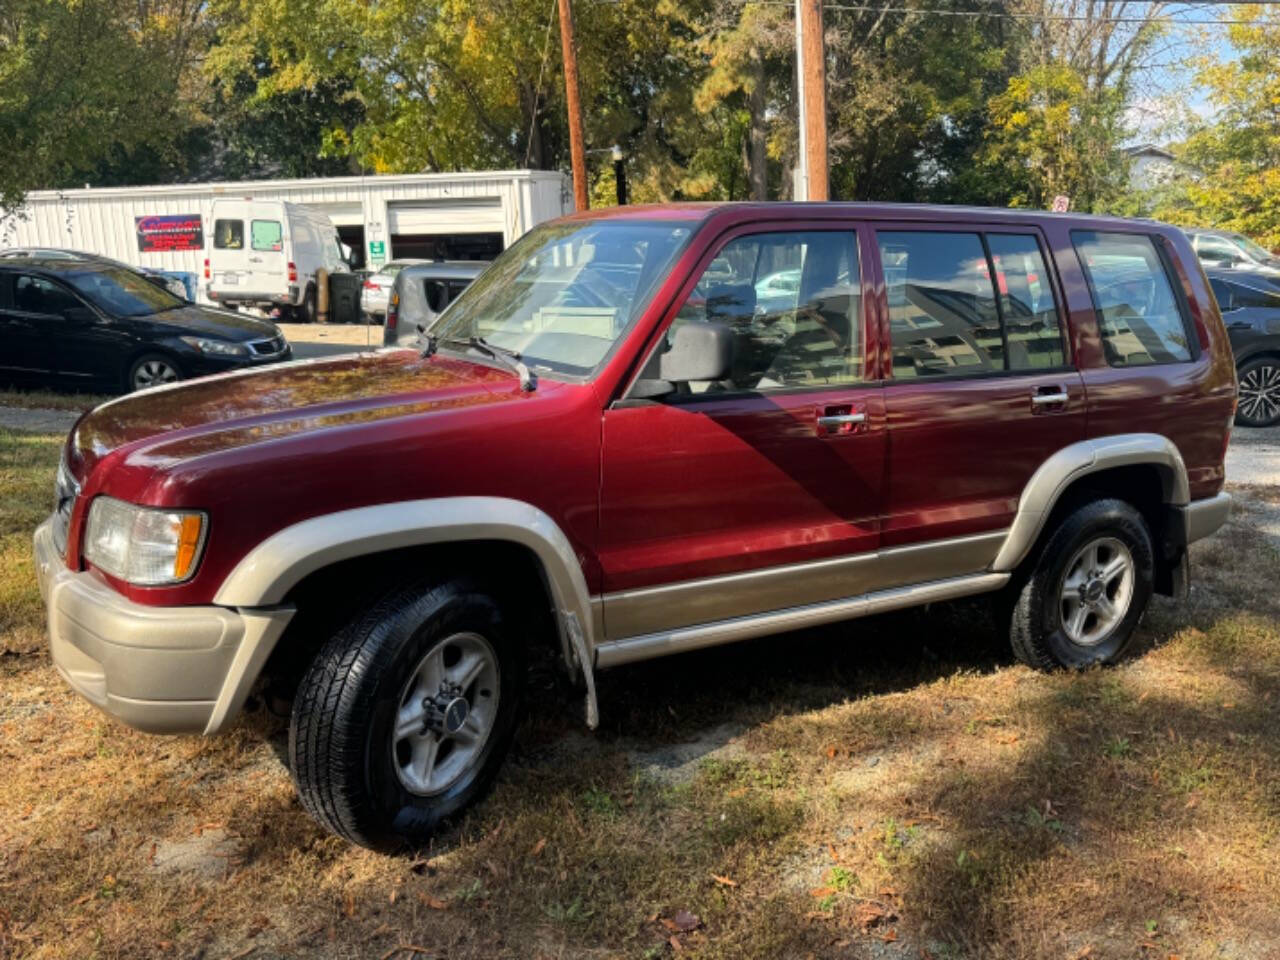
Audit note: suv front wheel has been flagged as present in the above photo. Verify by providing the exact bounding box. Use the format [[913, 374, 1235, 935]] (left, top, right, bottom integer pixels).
[[289, 577, 525, 851], [1007, 498, 1154, 670]]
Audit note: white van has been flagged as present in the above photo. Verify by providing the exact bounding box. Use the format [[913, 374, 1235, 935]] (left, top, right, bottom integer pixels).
[[206, 200, 349, 321]]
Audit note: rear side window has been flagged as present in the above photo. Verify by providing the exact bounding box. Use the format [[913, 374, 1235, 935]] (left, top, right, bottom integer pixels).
[[879, 231, 1004, 377], [1209, 278, 1234, 312], [1230, 281, 1280, 311], [251, 220, 283, 252], [1072, 231, 1192, 366], [213, 219, 244, 250], [14, 275, 82, 316], [424, 280, 447, 314], [986, 234, 1066, 369]]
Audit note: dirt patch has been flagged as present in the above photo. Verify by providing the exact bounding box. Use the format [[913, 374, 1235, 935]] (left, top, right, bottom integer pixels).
[[150, 827, 242, 881], [625, 722, 748, 786]]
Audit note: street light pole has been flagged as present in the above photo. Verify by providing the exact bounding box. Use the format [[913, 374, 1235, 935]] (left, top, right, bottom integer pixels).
[[558, 0, 589, 211]]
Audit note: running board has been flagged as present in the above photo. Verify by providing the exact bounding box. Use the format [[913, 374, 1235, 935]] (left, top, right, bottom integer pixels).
[[593, 572, 1011, 669]]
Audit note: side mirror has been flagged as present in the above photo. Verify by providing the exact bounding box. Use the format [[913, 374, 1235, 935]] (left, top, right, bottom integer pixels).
[[660, 321, 734, 382], [629, 322, 734, 399]]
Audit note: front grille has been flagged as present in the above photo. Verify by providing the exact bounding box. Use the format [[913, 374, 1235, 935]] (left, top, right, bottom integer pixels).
[[247, 336, 286, 356], [51, 454, 80, 556]]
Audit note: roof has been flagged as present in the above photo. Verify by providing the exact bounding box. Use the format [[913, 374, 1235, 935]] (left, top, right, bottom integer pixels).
[[1126, 144, 1176, 160], [0, 255, 116, 274], [397, 260, 488, 278]]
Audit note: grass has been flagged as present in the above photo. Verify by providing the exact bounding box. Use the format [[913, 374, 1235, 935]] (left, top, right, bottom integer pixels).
[[0, 387, 112, 412], [2, 422, 1279, 959]]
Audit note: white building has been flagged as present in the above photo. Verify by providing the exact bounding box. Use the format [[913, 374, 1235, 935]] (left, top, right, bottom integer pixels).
[[0, 170, 571, 299], [1125, 144, 1193, 192]]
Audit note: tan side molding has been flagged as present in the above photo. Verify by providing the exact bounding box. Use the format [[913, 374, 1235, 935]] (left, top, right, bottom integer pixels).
[[991, 433, 1190, 573]]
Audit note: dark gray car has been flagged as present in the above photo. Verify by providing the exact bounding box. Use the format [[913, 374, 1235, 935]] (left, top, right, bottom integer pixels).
[[1187, 229, 1280, 276], [383, 261, 487, 347], [1207, 268, 1280, 426]]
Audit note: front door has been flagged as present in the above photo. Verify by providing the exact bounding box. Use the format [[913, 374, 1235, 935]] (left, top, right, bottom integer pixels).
[[873, 226, 1086, 558], [598, 226, 887, 640]]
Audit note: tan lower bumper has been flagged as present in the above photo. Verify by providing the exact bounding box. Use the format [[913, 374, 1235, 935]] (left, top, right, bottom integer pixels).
[[35, 519, 293, 735]]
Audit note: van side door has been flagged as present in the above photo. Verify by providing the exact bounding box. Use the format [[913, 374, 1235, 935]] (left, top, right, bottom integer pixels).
[[874, 224, 1086, 561]]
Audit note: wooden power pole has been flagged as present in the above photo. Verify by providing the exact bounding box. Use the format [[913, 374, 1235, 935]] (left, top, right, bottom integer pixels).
[[558, 0, 589, 211], [796, 0, 829, 201]]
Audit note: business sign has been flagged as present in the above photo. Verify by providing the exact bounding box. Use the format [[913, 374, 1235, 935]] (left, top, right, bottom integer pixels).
[[135, 214, 204, 252], [368, 239, 386, 264], [1051, 195, 1071, 213]]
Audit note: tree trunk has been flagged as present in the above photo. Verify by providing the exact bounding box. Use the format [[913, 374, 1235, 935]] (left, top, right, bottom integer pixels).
[[747, 45, 768, 201]]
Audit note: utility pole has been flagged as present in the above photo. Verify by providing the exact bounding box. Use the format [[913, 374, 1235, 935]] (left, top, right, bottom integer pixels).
[[795, 0, 829, 201], [558, 0, 589, 211], [793, 2, 808, 201]]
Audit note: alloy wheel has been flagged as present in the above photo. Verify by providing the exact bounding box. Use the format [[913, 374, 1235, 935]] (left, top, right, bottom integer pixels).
[[133, 359, 179, 390], [391, 632, 501, 797], [1238, 361, 1280, 426], [1058, 537, 1135, 646]]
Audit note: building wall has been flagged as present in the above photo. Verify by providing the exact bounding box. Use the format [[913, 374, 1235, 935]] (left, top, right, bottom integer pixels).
[[0, 171, 571, 300]]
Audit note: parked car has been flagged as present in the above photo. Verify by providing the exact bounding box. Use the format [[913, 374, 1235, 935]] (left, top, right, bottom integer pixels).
[[383, 260, 486, 347], [0, 256, 290, 392], [35, 204, 1234, 851], [1186, 228, 1280, 276], [205, 199, 348, 322], [359, 259, 425, 323], [1206, 268, 1280, 426], [0, 246, 190, 299]]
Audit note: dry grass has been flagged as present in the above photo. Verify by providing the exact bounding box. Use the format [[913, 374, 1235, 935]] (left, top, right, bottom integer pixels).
[[0, 388, 110, 413], [2, 425, 1279, 960]]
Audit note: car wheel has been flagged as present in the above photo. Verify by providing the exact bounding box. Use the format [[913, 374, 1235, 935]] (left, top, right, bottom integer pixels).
[[296, 284, 317, 324], [1008, 498, 1154, 671], [1236, 356, 1280, 427], [127, 353, 183, 392], [289, 577, 525, 851]]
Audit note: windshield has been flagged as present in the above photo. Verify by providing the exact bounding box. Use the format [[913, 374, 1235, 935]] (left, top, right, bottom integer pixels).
[[64, 266, 184, 317], [430, 219, 694, 377], [1231, 233, 1277, 262]]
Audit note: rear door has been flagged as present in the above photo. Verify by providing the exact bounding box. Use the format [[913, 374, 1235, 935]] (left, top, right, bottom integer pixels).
[[0, 271, 42, 376], [874, 224, 1085, 557], [598, 223, 887, 640], [247, 206, 287, 296], [209, 205, 251, 294]]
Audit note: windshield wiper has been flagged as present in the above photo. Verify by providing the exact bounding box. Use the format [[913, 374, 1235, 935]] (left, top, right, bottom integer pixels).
[[430, 334, 536, 391]]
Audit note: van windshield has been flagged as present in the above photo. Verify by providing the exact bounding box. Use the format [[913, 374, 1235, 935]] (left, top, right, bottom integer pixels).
[[430, 220, 693, 377], [65, 266, 184, 317]]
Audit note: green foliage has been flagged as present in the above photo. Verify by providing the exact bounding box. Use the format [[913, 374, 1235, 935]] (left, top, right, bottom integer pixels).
[[0, 0, 200, 210], [1154, 8, 1280, 248]]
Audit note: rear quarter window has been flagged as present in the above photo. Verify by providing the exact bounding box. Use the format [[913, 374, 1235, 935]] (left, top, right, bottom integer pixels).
[[1072, 231, 1194, 366]]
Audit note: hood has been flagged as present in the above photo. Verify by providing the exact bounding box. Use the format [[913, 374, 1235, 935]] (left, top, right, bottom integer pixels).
[[145, 304, 279, 341], [67, 350, 529, 479]]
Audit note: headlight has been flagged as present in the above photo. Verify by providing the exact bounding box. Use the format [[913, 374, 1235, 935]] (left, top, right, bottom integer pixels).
[[179, 336, 248, 356], [83, 496, 207, 585]]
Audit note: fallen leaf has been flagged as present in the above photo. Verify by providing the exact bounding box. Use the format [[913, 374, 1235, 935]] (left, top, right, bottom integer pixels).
[[672, 910, 700, 932], [1222, 703, 1235, 710], [669, 935, 683, 952], [1071, 946, 1094, 959], [646, 911, 659, 924], [726, 787, 748, 798], [711, 874, 737, 887], [1138, 690, 1150, 703], [854, 902, 888, 930], [530, 837, 547, 856], [828, 843, 840, 862], [880, 927, 898, 943], [804, 911, 833, 921], [417, 893, 449, 910]]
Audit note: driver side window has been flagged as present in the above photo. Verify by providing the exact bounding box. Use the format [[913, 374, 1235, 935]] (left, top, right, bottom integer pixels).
[[14, 275, 82, 318], [662, 230, 862, 394]]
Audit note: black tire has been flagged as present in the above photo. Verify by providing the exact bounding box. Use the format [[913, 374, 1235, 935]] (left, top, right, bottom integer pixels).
[[296, 284, 317, 324], [1008, 498, 1154, 670], [288, 577, 525, 852], [1235, 356, 1280, 427], [125, 352, 184, 393]]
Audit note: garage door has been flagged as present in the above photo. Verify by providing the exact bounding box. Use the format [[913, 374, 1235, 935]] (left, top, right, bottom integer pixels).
[[387, 198, 504, 235]]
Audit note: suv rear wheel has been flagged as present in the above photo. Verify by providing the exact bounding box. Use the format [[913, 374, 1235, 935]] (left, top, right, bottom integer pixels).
[[1007, 499, 1154, 670], [288, 577, 525, 851]]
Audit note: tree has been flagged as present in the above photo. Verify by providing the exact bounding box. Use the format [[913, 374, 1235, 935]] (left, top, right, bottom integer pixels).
[[0, 0, 202, 211], [1155, 7, 1280, 247]]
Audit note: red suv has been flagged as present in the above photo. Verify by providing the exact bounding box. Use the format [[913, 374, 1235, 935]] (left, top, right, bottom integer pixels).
[[35, 204, 1236, 850]]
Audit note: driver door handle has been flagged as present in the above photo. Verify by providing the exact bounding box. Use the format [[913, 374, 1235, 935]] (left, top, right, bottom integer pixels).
[[816, 403, 868, 436]]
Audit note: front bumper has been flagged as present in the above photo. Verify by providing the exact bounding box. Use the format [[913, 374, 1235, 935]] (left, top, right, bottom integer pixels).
[[34, 519, 293, 735], [186, 345, 293, 377]]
